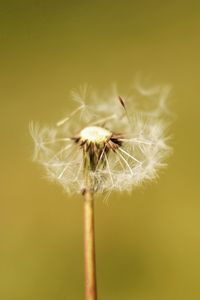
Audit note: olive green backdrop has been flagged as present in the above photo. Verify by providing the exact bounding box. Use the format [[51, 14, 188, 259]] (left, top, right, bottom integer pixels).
[[1, 1, 200, 299]]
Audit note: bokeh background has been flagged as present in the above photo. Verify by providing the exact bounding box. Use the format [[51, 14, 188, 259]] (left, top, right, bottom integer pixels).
[[1, 1, 200, 299]]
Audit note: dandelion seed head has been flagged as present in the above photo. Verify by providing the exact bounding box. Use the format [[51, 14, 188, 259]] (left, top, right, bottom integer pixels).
[[30, 82, 172, 194]]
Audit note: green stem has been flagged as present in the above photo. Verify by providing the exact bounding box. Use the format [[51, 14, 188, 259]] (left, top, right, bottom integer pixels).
[[83, 190, 97, 300]]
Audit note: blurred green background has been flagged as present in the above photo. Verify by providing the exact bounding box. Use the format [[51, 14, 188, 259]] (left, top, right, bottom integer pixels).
[[1, 1, 200, 299]]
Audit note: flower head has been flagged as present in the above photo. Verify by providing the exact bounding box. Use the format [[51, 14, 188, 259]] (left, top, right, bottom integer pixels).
[[30, 83, 172, 194]]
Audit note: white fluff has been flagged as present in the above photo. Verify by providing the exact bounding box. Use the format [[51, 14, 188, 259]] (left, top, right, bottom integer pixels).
[[30, 83, 172, 194]]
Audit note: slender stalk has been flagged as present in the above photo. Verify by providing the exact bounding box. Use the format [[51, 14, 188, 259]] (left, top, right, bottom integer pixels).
[[83, 190, 97, 300]]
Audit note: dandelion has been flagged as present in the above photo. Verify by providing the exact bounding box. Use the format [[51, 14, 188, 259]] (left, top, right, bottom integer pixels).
[[30, 83, 172, 300]]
